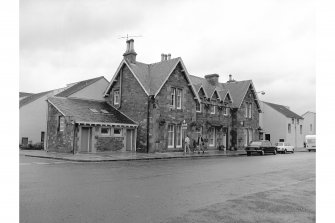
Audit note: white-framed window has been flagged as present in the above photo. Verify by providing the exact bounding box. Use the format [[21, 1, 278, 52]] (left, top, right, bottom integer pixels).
[[248, 103, 252, 118], [210, 105, 215, 114], [223, 107, 228, 116], [208, 127, 215, 146], [176, 125, 182, 148], [114, 90, 120, 105], [58, 116, 65, 132], [245, 103, 248, 118], [288, 124, 291, 134], [113, 128, 122, 137], [168, 124, 174, 148], [291, 118, 294, 124], [196, 101, 201, 112], [176, 89, 182, 109], [101, 127, 110, 136], [171, 88, 176, 107]]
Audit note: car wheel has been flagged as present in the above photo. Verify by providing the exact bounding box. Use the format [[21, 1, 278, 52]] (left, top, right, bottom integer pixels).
[[292, 149, 294, 153], [260, 151, 264, 156], [247, 152, 251, 156], [284, 149, 287, 154], [273, 150, 277, 155], [308, 149, 311, 152]]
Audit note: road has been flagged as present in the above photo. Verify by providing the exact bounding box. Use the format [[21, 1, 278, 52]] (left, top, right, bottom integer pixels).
[[20, 152, 315, 223]]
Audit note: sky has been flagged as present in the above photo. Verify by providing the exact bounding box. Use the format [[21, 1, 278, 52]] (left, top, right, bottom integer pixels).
[[20, 0, 315, 115]]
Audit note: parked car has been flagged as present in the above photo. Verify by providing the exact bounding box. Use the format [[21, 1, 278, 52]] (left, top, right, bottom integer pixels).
[[245, 140, 277, 156], [305, 135, 316, 152], [275, 142, 294, 154]]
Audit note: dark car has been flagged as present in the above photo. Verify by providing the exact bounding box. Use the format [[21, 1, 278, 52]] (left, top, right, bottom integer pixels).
[[245, 140, 277, 156]]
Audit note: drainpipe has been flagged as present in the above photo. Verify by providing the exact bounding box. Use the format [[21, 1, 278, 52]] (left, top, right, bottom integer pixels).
[[72, 121, 77, 155], [146, 96, 151, 153]]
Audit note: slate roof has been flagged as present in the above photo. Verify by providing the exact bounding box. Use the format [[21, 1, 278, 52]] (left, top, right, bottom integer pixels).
[[55, 76, 105, 97], [48, 97, 136, 125], [223, 80, 252, 108], [126, 58, 181, 95], [19, 92, 33, 98], [19, 90, 54, 108], [263, 101, 303, 119]]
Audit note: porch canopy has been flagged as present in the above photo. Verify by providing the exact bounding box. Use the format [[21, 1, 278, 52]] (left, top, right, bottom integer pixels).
[[47, 97, 137, 127]]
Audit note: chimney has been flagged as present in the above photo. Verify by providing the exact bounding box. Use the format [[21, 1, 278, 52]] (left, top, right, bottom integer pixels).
[[167, 53, 171, 60], [164, 54, 167, 61], [161, 53, 165, 61], [123, 39, 137, 63], [227, 74, 235, 82], [204, 74, 219, 86]]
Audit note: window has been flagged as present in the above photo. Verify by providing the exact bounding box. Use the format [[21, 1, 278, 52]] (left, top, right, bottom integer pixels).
[[245, 103, 248, 118], [171, 88, 175, 107], [196, 127, 203, 135], [176, 89, 182, 109], [114, 90, 120, 105], [168, 124, 174, 148], [248, 103, 252, 118], [196, 101, 201, 112], [292, 118, 294, 124], [176, 125, 182, 148], [300, 125, 302, 134], [58, 116, 65, 132], [210, 105, 215, 114], [171, 88, 182, 109], [208, 127, 215, 146], [223, 107, 228, 116], [101, 127, 110, 136], [288, 124, 291, 133], [310, 124, 312, 131], [113, 128, 122, 137]]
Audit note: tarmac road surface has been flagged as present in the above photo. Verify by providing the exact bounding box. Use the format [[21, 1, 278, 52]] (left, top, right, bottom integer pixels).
[[20, 152, 315, 223]]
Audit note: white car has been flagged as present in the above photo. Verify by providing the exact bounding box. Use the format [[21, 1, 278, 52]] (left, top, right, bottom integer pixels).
[[275, 142, 294, 154]]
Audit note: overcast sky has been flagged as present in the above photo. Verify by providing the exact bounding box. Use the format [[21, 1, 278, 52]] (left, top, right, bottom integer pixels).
[[20, 0, 315, 115]]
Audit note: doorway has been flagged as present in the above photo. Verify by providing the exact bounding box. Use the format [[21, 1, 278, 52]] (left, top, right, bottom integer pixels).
[[265, 134, 270, 141], [126, 129, 135, 152], [81, 127, 91, 152]]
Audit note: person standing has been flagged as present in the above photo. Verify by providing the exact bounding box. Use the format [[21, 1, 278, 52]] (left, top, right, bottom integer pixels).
[[197, 134, 205, 154], [184, 135, 191, 155]]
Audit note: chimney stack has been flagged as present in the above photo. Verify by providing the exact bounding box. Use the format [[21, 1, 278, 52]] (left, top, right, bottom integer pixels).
[[227, 74, 235, 82], [204, 74, 219, 86], [167, 53, 171, 60], [123, 39, 137, 63], [161, 53, 165, 61]]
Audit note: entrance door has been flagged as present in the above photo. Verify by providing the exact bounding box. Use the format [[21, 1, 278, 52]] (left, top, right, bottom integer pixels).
[[126, 129, 135, 151], [81, 127, 91, 152], [222, 132, 227, 150]]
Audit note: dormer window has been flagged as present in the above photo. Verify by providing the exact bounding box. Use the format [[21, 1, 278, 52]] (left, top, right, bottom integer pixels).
[[210, 105, 215, 114], [114, 90, 120, 105], [223, 107, 228, 116], [171, 87, 182, 109]]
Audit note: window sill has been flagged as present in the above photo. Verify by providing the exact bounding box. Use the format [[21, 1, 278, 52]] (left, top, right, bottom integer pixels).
[[168, 146, 174, 149]]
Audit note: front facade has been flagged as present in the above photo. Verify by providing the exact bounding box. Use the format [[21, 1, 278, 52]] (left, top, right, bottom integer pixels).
[[301, 111, 316, 141], [46, 97, 137, 153], [104, 39, 262, 152], [259, 101, 304, 147]]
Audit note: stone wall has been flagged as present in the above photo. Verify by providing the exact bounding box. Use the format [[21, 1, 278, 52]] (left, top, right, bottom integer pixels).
[[47, 103, 76, 153], [106, 64, 148, 152], [95, 136, 124, 152]]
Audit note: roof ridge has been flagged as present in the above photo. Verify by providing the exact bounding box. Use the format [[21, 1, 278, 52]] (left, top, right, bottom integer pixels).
[[52, 96, 106, 102]]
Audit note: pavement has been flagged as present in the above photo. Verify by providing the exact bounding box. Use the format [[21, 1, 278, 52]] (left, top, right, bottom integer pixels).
[[20, 147, 309, 162]]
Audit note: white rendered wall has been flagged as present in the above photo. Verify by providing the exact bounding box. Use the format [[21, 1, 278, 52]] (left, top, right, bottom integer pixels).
[[302, 112, 316, 140], [68, 78, 109, 100]]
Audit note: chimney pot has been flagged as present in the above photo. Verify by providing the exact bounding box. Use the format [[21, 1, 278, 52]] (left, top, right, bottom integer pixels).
[[167, 53, 171, 60], [161, 53, 165, 61], [123, 39, 137, 63]]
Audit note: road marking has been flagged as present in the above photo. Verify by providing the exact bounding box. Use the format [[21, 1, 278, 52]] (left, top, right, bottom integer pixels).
[[32, 162, 51, 165]]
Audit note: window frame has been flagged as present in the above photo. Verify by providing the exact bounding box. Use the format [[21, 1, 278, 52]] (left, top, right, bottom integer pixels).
[[210, 105, 215, 114], [196, 101, 201, 113], [248, 103, 252, 118], [176, 89, 182, 109], [113, 127, 122, 137], [168, 124, 175, 148], [58, 116, 65, 132], [114, 90, 120, 105], [100, 127, 111, 136], [288, 123, 291, 134], [171, 88, 176, 108], [175, 125, 182, 148]]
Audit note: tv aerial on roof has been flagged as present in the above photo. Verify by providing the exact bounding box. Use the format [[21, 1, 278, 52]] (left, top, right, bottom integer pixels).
[[118, 34, 143, 40]]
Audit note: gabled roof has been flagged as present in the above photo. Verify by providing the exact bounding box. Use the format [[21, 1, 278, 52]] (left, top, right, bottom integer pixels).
[[19, 90, 54, 108], [19, 92, 33, 98], [47, 97, 137, 126], [222, 80, 252, 108], [56, 76, 105, 97], [105, 58, 200, 101], [263, 101, 303, 119]]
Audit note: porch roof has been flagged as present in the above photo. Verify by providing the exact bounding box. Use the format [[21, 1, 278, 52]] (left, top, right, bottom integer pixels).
[[48, 97, 137, 126]]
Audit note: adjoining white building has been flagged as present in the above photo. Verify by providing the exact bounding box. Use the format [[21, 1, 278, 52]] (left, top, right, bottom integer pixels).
[[301, 111, 316, 140], [259, 101, 304, 148], [19, 76, 109, 148]]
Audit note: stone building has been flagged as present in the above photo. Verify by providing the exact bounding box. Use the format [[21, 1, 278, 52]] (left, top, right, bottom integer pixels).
[[104, 39, 262, 152]]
